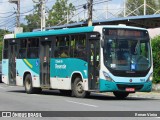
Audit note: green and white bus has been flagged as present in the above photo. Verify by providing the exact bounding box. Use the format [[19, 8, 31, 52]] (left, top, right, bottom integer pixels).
[[2, 25, 153, 99]]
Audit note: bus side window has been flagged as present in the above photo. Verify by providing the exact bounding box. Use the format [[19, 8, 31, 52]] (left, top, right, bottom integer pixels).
[[75, 34, 87, 60], [70, 35, 77, 57], [3, 40, 9, 59], [18, 39, 27, 59], [27, 38, 39, 59], [54, 36, 69, 58]]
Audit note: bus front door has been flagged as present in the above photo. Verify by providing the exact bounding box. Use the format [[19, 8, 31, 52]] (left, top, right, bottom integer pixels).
[[40, 40, 51, 88], [9, 41, 17, 85], [88, 39, 100, 90]]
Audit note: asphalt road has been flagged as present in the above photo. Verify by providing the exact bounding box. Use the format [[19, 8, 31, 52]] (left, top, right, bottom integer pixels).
[[0, 83, 160, 120]]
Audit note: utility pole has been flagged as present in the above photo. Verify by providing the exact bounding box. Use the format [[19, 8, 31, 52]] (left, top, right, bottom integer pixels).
[[41, 0, 46, 31], [144, 0, 146, 15], [123, 0, 126, 17], [9, 0, 20, 27], [88, 0, 93, 26]]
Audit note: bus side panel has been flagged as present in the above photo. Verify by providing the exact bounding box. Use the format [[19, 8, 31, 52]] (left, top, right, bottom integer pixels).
[[16, 59, 40, 87], [50, 58, 88, 90], [2, 59, 9, 84]]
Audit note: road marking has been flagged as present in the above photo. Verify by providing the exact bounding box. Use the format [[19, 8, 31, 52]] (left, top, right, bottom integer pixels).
[[66, 100, 98, 108], [0, 86, 5, 89]]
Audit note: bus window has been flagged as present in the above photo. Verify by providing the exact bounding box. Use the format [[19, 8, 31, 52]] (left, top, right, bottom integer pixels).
[[18, 39, 27, 59], [70, 34, 87, 60], [27, 38, 39, 59], [54, 36, 69, 58], [3, 40, 9, 59]]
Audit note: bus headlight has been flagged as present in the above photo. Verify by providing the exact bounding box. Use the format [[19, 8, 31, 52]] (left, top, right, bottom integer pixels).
[[147, 73, 153, 82], [103, 71, 113, 82]]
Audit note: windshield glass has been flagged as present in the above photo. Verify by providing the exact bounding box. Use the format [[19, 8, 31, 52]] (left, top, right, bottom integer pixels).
[[103, 28, 151, 72]]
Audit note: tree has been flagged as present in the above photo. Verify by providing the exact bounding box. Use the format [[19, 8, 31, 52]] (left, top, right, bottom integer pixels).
[[47, 0, 75, 26], [20, 23, 30, 32], [151, 36, 160, 84], [25, 4, 41, 32], [126, 0, 160, 16]]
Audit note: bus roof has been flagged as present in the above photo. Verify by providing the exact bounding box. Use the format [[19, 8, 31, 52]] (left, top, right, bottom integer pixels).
[[4, 25, 147, 39], [16, 26, 94, 38]]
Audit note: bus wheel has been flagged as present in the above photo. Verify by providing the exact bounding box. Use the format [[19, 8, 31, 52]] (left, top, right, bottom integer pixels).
[[24, 74, 36, 94], [73, 77, 89, 98], [113, 92, 129, 99]]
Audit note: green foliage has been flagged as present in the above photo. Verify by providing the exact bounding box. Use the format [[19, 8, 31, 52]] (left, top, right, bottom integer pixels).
[[151, 36, 160, 83], [126, 0, 160, 16], [20, 23, 30, 32], [47, 0, 75, 26], [24, 0, 75, 31], [25, 4, 41, 32]]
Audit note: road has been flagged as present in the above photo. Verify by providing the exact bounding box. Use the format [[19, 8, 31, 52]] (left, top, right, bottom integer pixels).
[[0, 83, 159, 120]]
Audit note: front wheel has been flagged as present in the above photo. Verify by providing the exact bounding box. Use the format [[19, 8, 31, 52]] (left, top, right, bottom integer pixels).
[[113, 92, 129, 99], [73, 77, 89, 98]]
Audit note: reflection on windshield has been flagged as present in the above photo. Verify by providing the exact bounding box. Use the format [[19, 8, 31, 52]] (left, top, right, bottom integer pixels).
[[103, 38, 151, 71]]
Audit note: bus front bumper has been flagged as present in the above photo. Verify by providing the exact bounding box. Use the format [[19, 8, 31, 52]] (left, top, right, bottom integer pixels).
[[99, 79, 152, 92]]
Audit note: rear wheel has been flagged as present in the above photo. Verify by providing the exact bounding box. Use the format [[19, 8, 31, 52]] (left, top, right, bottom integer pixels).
[[24, 74, 41, 94], [113, 92, 129, 99], [73, 77, 89, 98]]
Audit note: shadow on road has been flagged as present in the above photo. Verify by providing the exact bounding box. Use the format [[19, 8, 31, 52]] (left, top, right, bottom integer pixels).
[[6, 89, 159, 101]]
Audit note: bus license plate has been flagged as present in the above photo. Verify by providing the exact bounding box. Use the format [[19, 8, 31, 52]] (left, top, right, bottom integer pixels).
[[126, 88, 135, 92]]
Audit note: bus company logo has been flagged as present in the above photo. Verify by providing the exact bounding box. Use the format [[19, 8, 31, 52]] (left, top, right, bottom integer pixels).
[[36, 60, 39, 67], [129, 79, 132, 82]]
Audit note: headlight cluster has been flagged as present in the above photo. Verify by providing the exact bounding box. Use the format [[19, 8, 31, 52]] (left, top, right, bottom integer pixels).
[[103, 71, 114, 82], [147, 73, 153, 82]]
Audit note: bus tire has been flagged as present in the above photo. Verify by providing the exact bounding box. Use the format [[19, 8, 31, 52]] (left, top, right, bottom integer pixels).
[[73, 77, 89, 98], [113, 92, 129, 99], [24, 74, 36, 94]]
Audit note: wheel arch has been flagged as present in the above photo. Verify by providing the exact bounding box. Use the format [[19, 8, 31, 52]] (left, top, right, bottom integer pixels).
[[71, 72, 83, 88]]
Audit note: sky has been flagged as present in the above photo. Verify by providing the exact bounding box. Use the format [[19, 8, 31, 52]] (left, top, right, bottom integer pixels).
[[0, 0, 124, 31]]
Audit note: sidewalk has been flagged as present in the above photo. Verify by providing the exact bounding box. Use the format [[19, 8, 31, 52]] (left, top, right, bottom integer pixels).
[[129, 92, 160, 99], [102, 91, 160, 99]]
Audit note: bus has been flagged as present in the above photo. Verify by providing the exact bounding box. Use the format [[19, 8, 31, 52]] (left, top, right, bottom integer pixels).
[[2, 25, 153, 99]]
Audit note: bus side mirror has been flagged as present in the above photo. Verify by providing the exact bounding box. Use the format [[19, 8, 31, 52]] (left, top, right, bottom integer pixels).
[[101, 40, 104, 48]]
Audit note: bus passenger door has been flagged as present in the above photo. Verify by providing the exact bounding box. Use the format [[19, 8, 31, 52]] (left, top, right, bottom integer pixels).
[[40, 39, 51, 88], [88, 34, 100, 90], [8, 40, 17, 85]]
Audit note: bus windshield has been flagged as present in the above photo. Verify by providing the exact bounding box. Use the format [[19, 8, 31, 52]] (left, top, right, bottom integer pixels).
[[103, 28, 151, 72]]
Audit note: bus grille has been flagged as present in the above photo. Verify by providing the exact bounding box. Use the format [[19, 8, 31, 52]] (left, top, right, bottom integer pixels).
[[117, 84, 143, 91]]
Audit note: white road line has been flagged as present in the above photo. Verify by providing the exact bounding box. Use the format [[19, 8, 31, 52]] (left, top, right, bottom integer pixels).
[[66, 100, 98, 108], [0, 86, 5, 89], [155, 117, 160, 119]]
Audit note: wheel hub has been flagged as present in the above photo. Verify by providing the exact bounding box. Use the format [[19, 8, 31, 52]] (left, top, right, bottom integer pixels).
[[76, 81, 83, 93]]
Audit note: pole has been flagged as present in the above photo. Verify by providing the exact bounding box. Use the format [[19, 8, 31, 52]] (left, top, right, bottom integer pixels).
[[144, 0, 146, 15], [88, 0, 93, 26], [41, 0, 46, 31], [67, 9, 69, 24], [124, 0, 126, 17], [17, 0, 20, 27]]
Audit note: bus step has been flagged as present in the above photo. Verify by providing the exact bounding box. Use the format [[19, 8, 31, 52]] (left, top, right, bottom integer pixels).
[[87, 89, 99, 92], [41, 86, 50, 89]]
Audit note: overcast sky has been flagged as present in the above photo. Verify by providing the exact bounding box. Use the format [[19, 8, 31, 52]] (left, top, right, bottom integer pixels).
[[0, 0, 124, 31]]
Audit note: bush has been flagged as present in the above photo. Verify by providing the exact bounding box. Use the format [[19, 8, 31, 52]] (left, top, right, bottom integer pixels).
[[151, 36, 160, 83]]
